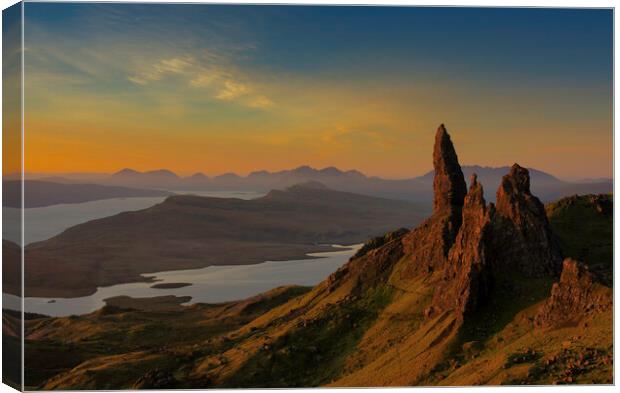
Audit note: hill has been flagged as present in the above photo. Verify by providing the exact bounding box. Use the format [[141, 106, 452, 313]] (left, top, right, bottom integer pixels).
[[107, 169, 181, 189], [17, 125, 612, 388], [38, 164, 611, 204], [546, 194, 613, 285], [3, 180, 171, 208], [22, 183, 427, 297]]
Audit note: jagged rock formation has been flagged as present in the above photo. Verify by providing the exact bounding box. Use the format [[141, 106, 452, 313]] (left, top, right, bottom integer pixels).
[[410, 127, 563, 318], [492, 164, 563, 277], [432, 174, 492, 316], [433, 124, 467, 222], [535, 258, 612, 329], [401, 125, 467, 276]]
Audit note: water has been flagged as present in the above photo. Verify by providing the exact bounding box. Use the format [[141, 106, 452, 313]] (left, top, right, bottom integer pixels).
[[3, 190, 266, 244], [4, 244, 360, 317]]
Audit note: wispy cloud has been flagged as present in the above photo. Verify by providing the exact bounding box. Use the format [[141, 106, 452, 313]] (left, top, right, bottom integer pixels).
[[127, 57, 193, 85], [215, 80, 250, 100], [127, 51, 272, 109]]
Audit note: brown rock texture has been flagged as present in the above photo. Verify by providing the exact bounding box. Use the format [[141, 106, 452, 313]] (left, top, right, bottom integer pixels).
[[535, 258, 612, 328], [353, 228, 409, 259], [407, 128, 565, 318], [132, 369, 177, 389], [433, 174, 492, 316], [492, 164, 563, 277], [432, 124, 468, 254], [433, 124, 467, 217], [328, 231, 405, 294], [401, 125, 467, 277]]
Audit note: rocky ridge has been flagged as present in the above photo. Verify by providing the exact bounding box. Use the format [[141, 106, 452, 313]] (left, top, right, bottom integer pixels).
[[405, 124, 564, 319]]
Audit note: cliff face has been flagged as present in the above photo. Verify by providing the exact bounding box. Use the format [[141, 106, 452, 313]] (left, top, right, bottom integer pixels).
[[535, 258, 612, 329]]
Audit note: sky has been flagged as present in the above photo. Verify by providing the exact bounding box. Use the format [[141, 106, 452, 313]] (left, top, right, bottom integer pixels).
[[22, 4, 612, 180]]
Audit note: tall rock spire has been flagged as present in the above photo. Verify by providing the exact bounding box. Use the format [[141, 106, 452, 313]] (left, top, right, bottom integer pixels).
[[401, 125, 468, 278], [433, 124, 467, 215], [493, 164, 563, 277]]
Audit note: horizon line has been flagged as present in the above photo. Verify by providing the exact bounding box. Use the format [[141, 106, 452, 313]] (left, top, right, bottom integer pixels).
[[7, 164, 613, 183]]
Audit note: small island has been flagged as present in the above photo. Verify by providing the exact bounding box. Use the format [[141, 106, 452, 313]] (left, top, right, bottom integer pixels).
[[150, 282, 192, 289]]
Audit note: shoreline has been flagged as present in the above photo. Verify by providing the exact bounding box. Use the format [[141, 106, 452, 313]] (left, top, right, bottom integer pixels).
[[21, 242, 352, 299], [7, 243, 361, 317]]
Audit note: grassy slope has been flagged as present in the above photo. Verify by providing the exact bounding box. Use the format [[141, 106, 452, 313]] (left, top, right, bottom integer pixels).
[[22, 286, 310, 389], [431, 285, 612, 386], [220, 285, 394, 387], [422, 194, 614, 385], [546, 194, 613, 283], [22, 194, 613, 388]]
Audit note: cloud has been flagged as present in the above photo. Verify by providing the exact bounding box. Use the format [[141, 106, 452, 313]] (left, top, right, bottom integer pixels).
[[189, 73, 218, 87], [127, 56, 193, 85], [216, 80, 251, 100], [248, 95, 274, 109], [127, 52, 273, 109]]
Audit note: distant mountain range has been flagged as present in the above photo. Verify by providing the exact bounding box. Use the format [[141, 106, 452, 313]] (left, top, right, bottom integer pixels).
[[29, 165, 612, 204]]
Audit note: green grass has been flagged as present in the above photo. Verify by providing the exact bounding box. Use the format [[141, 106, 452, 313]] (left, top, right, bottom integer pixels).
[[24, 286, 311, 388], [428, 271, 553, 383], [458, 273, 553, 345], [223, 285, 394, 387], [503, 346, 613, 385], [239, 286, 311, 316], [546, 194, 613, 285]]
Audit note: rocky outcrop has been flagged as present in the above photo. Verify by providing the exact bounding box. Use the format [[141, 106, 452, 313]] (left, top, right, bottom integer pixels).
[[492, 164, 562, 277], [432, 174, 492, 316], [328, 229, 406, 294], [433, 124, 467, 218], [401, 125, 467, 277], [432, 124, 468, 256], [132, 369, 177, 389], [535, 258, 612, 329], [409, 128, 565, 318], [353, 228, 409, 259]]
